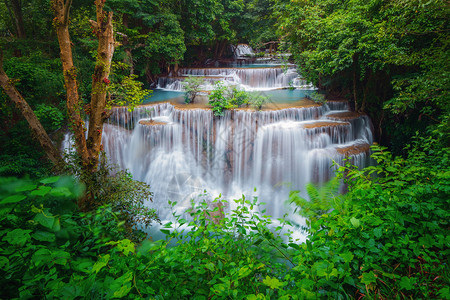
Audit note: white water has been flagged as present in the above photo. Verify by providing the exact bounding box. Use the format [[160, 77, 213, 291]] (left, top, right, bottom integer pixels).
[[157, 64, 314, 92], [231, 44, 254, 58], [158, 67, 314, 92], [62, 59, 373, 241], [61, 101, 373, 226]]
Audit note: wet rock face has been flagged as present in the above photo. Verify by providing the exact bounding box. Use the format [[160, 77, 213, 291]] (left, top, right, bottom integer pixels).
[[336, 143, 371, 156], [326, 111, 364, 120], [139, 120, 168, 126]]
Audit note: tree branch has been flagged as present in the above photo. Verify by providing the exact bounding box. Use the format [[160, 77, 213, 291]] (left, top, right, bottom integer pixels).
[[0, 50, 65, 168], [63, 0, 72, 25]]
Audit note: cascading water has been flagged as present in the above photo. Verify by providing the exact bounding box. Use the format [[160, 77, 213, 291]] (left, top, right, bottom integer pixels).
[[62, 61, 374, 241], [157, 65, 314, 91], [231, 44, 254, 58], [64, 100, 373, 223]]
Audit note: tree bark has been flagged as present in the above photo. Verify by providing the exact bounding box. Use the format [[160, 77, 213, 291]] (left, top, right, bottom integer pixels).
[[52, 0, 90, 168], [0, 51, 64, 167], [87, 2, 115, 173], [53, 0, 115, 174], [352, 54, 358, 112], [4, 0, 26, 38]]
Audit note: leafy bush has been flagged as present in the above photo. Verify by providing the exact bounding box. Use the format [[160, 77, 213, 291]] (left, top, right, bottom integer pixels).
[[208, 81, 236, 116], [182, 75, 205, 104], [108, 74, 152, 110], [287, 136, 449, 298], [209, 82, 269, 115], [34, 103, 65, 132], [1, 131, 448, 299], [61, 152, 159, 240], [308, 91, 326, 104], [248, 92, 269, 110]]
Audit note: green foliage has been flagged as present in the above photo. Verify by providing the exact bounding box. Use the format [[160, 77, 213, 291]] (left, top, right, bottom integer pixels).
[[209, 82, 269, 115], [208, 81, 236, 116], [288, 133, 449, 298], [289, 176, 341, 228], [108, 74, 152, 111], [308, 91, 326, 105], [248, 92, 268, 110], [2, 54, 64, 106], [277, 0, 449, 151], [2, 131, 449, 299], [182, 75, 205, 103], [34, 103, 65, 132], [62, 152, 159, 241]]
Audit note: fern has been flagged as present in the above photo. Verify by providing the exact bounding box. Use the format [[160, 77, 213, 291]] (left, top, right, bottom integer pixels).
[[290, 177, 341, 227]]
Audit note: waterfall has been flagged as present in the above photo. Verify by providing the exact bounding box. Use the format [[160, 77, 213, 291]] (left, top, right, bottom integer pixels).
[[157, 67, 315, 91], [68, 102, 373, 221], [231, 44, 254, 58], [62, 59, 374, 239]]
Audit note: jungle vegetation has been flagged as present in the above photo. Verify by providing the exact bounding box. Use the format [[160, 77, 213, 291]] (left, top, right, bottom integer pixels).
[[0, 0, 448, 298]]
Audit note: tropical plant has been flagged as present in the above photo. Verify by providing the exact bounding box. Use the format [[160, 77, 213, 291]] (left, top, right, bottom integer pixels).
[[208, 81, 236, 116], [182, 75, 204, 104]]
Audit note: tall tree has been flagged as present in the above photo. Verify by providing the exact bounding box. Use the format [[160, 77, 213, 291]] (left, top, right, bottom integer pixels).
[[52, 0, 115, 178], [4, 0, 25, 38]]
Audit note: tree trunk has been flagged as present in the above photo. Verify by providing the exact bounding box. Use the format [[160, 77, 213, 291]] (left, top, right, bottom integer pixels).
[[352, 55, 358, 111], [4, 0, 26, 38], [87, 4, 115, 173], [53, 0, 115, 174], [0, 51, 64, 167], [218, 40, 227, 58], [52, 0, 90, 168]]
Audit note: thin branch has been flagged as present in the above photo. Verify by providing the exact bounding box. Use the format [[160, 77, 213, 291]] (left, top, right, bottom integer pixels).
[[63, 0, 72, 25]]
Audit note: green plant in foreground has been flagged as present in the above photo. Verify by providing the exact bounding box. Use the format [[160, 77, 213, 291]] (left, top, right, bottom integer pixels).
[[1, 133, 448, 299]]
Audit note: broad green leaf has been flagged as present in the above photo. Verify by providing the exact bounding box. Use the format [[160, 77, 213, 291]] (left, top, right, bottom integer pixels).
[[113, 285, 132, 298], [52, 250, 70, 266], [0, 194, 26, 204], [205, 263, 215, 272], [32, 248, 52, 266], [373, 227, 382, 238], [40, 176, 60, 184], [238, 266, 252, 278], [92, 254, 110, 274], [350, 217, 360, 228], [31, 186, 51, 197], [0, 256, 9, 270], [32, 231, 56, 242], [4, 229, 31, 247], [50, 187, 72, 197], [116, 239, 135, 256], [399, 276, 416, 290], [361, 271, 377, 285], [15, 184, 37, 192], [262, 276, 284, 289], [288, 243, 301, 250], [34, 212, 56, 229], [339, 252, 354, 263]]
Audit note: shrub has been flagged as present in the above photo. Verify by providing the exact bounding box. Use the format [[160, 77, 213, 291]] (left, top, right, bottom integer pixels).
[[208, 81, 236, 116], [182, 75, 204, 104]]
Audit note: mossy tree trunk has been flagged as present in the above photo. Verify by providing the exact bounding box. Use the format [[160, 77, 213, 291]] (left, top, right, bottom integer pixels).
[[52, 0, 115, 176]]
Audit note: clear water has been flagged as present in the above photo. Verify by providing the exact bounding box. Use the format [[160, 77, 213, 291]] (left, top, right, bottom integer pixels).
[[145, 90, 184, 104]]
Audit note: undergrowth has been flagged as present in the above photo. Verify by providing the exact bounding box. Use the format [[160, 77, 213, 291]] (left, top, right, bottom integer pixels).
[[0, 134, 449, 299]]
